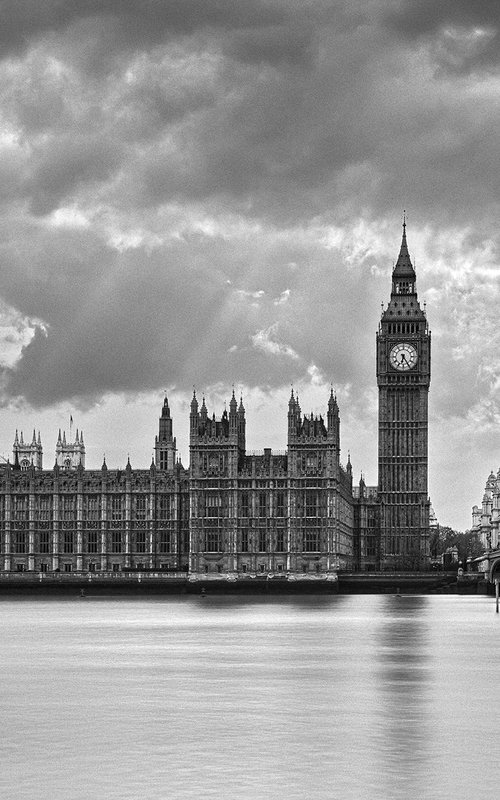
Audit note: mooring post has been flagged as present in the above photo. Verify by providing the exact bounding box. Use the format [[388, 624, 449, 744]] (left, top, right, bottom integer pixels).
[[496, 579, 499, 614]]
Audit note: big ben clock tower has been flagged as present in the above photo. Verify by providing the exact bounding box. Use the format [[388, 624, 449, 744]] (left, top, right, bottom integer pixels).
[[377, 221, 431, 570]]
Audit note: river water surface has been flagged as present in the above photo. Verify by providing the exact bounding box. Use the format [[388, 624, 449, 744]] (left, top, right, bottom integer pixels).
[[0, 594, 498, 800]]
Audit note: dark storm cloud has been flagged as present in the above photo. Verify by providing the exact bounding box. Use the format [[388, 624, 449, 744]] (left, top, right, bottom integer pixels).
[[26, 135, 126, 216], [0, 0, 499, 428], [384, 0, 500, 73], [0, 0, 319, 63]]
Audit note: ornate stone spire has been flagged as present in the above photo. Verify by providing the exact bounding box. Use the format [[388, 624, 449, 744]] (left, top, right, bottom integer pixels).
[[393, 214, 416, 282]]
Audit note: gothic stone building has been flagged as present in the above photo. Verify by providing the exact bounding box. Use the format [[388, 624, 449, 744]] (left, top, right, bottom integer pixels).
[[471, 469, 500, 552], [0, 226, 431, 577]]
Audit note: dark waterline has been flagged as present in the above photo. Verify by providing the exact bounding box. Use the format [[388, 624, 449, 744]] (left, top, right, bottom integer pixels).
[[0, 595, 498, 800]]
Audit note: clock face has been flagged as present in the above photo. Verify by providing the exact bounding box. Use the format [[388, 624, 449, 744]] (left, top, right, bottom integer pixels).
[[390, 342, 417, 371]]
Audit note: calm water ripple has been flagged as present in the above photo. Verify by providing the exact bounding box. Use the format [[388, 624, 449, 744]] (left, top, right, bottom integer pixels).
[[0, 594, 498, 800]]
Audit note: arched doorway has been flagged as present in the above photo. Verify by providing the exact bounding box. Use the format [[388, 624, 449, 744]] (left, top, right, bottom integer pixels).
[[489, 558, 500, 584]]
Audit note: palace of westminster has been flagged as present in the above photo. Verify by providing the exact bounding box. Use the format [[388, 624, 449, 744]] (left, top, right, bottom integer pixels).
[[0, 225, 433, 576]]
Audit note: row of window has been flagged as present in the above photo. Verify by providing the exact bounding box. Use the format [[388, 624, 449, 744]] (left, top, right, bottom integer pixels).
[[386, 321, 421, 334], [384, 535, 420, 556], [203, 491, 324, 518], [14, 562, 175, 573], [4, 495, 176, 521], [203, 531, 321, 552], [7, 531, 174, 554]]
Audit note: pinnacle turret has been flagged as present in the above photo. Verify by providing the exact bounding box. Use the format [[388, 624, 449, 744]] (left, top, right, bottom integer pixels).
[[161, 395, 170, 417], [381, 219, 426, 321], [392, 217, 416, 282]]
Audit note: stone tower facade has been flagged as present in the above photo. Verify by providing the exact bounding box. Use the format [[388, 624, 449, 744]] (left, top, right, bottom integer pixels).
[[56, 429, 85, 470], [188, 390, 246, 574], [187, 388, 353, 577], [287, 389, 353, 573], [377, 222, 431, 569], [154, 395, 177, 471], [13, 430, 43, 470]]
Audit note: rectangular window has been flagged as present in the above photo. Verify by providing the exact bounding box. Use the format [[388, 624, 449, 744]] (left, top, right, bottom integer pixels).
[[37, 496, 52, 521], [13, 496, 28, 520], [240, 494, 249, 517], [240, 529, 249, 552], [303, 530, 320, 552], [157, 495, 171, 519], [111, 531, 122, 553], [111, 496, 122, 520], [258, 530, 266, 552], [112, 563, 120, 572], [276, 531, 285, 552], [305, 491, 317, 518], [40, 562, 48, 573], [135, 496, 146, 521], [258, 493, 267, 518], [62, 497, 76, 522], [205, 494, 222, 518], [276, 492, 285, 517], [84, 496, 100, 520], [63, 531, 74, 554], [88, 562, 96, 572], [87, 531, 99, 554], [205, 531, 221, 552], [15, 532, 27, 553], [136, 530, 147, 554], [159, 531, 171, 553], [64, 563, 72, 573], [366, 536, 376, 557], [39, 530, 50, 554]]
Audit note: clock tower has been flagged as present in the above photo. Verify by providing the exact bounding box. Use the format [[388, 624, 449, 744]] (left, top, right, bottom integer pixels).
[[377, 221, 431, 570]]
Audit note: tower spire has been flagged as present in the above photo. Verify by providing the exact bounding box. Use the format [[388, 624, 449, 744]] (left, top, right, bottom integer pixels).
[[393, 214, 415, 282]]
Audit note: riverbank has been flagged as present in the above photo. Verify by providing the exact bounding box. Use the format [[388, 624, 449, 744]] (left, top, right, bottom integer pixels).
[[0, 571, 488, 595]]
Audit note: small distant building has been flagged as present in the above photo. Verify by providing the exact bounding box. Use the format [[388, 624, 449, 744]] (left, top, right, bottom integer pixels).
[[471, 469, 500, 550]]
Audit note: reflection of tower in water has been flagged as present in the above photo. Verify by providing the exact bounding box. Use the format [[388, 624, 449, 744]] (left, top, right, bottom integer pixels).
[[375, 596, 432, 799]]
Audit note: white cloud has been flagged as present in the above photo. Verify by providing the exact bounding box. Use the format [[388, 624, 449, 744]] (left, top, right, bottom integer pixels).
[[251, 324, 299, 360]]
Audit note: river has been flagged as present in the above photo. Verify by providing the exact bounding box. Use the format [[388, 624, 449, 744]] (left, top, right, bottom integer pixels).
[[0, 594, 497, 799]]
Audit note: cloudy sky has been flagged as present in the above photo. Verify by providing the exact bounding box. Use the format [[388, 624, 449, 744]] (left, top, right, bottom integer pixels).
[[0, 0, 500, 530]]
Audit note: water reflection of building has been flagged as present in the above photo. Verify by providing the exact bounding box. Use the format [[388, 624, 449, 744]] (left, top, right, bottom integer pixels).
[[0, 226, 432, 577], [375, 596, 432, 798]]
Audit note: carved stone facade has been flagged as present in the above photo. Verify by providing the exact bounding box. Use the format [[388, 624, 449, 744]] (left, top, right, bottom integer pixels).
[[471, 470, 500, 552], [376, 221, 431, 569], [188, 389, 353, 576]]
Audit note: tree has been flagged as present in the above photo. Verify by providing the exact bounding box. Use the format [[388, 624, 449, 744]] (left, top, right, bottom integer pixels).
[[430, 525, 483, 567]]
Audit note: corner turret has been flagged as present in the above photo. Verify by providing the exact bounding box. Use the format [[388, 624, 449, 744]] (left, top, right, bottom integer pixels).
[[155, 394, 177, 471], [13, 428, 43, 470]]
